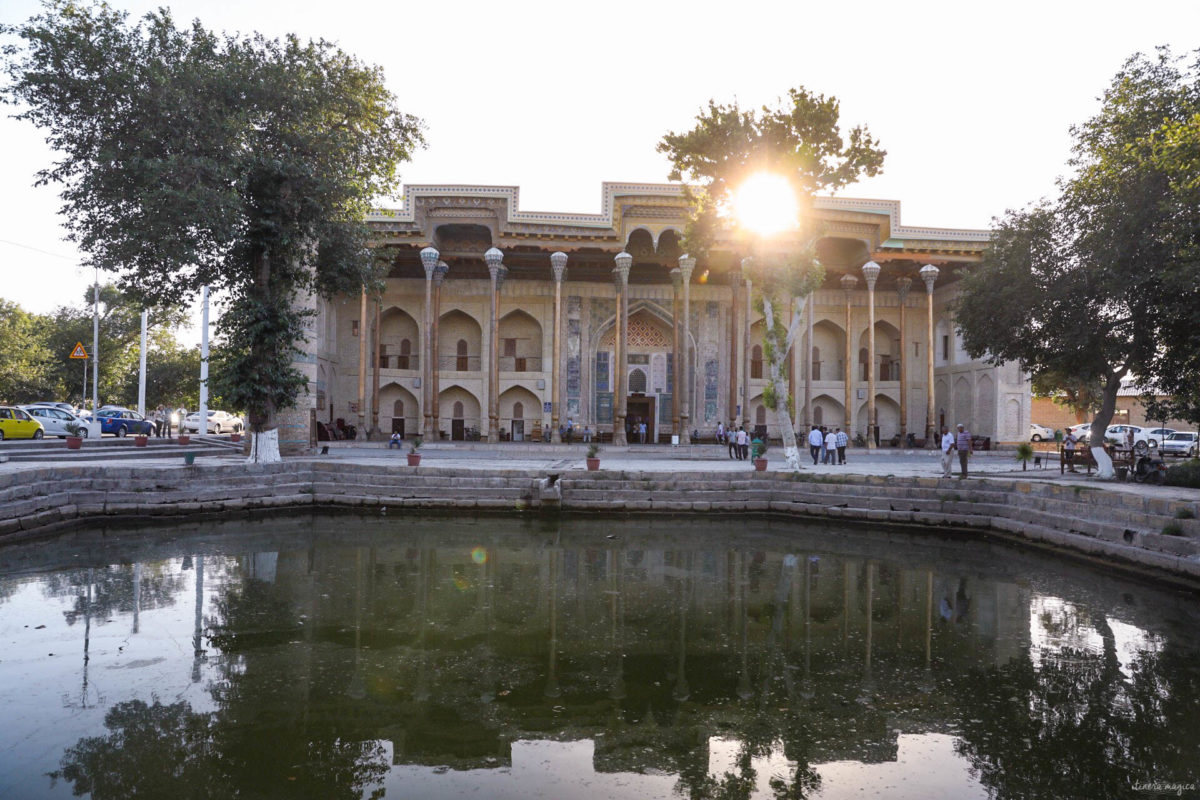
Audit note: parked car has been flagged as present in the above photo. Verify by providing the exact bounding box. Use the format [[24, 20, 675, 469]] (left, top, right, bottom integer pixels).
[[1029, 423, 1055, 442], [31, 401, 77, 413], [1067, 423, 1092, 443], [94, 408, 155, 437], [1103, 425, 1157, 453], [20, 405, 90, 438], [182, 410, 245, 434], [1142, 427, 1176, 447], [0, 406, 45, 440], [1161, 431, 1198, 458]]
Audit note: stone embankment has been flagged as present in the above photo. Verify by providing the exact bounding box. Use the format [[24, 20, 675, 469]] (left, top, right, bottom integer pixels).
[[1, 462, 1198, 583]]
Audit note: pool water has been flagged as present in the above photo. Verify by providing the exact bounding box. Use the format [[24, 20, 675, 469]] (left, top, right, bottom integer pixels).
[[1, 513, 1198, 799]]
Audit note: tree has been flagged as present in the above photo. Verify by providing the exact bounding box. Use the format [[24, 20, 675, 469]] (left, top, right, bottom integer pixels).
[[658, 89, 885, 469], [1030, 369, 1103, 423], [0, 299, 55, 403], [3, 1, 424, 460], [954, 49, 1200, 478]]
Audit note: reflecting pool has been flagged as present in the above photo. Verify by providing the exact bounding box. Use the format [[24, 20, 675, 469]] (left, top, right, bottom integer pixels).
[[1, 513, 1199, 799]]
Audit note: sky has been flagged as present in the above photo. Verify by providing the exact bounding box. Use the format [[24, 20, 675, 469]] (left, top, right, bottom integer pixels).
[[1, 0, 1197, 343]]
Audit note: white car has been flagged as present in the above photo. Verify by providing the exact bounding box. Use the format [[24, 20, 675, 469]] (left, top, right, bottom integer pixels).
[[20, 405, 90, 438], [182, 410, 244, 434], [1104, 424, 1159, 453], [1067, 423, 1092, 443], [1143, 427, 1176, 446], [1029, 423, 1055, 442], [1161, 432, 1198, 458]]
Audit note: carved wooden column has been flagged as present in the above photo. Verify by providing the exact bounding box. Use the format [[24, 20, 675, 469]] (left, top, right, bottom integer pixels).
[[612, 252, 631, 446], [862, 261, 881, 449], [840, 274, 857, 435], [728, 270, 740, 429], [485, 247, 506, 444], [370, 297, 381, 439], [356, 288, 368, 440], [431, 261, 448, 438], [741, 263, 752, 430], [671, 265, 682, 436], [550, 252, 567, 443], [896, 277, 912, 442], [920, 264, 940, 448], [678, 255, 695, 444], [804, 289, 814, 428], [419, 247, 439, 440]]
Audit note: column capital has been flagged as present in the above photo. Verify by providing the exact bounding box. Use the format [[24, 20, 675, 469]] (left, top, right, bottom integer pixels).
[[895, 276, 912, 302], [433, 260, 449, 288], [677, 254, 696, 281], [839, 273, 858, 297], [670, 266, 683, 288], [919, 263, 939, 294], [420, 246, 440, 278], [861, 260, 881, 290], [550, 251, 568, 282], [613, 251, 631, 286]]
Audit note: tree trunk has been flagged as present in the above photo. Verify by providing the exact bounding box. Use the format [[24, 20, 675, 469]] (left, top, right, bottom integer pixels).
[[762, 296, 802, 471], [247, 251, 282, 464], [1089, 370, 1126, 480]]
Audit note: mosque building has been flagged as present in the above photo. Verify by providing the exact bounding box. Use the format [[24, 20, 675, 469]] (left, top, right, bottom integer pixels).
[[282, 183, 1029, 450]]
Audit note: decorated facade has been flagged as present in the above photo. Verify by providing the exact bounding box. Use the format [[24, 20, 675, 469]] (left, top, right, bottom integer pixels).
[[291, 183, 1029, 448]]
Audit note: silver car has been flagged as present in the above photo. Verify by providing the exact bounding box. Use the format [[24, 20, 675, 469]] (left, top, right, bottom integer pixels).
[[1161, 432, 1198, 458], [20, 405, 90, 438]]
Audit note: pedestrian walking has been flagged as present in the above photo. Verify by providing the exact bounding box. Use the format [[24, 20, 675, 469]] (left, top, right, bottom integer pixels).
[[716, 421, 725, 445], [835, 427, 848, 464], [940, 426, 956, 478], [807, 426, 822, 465], [823, 427, 837, 465], [1063, 430, 1078, 472], [956, 423, 973, 478]]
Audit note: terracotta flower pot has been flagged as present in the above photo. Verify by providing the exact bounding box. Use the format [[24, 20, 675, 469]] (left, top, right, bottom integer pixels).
[[177, 435, 190, 445], [407, 453, 422, 466], [753, 457, 768, 472], [586, 457, 600, 471], [230, 433, 242, 443], [134, 435, 148, 447], [66, 436, 83, 450]]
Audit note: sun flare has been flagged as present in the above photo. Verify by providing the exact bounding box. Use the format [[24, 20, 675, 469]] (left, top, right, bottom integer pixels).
[[733, 173, 798, 236]]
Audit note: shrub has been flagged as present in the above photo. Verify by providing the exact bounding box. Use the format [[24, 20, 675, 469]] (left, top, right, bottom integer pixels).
[[1176, 507, 1196, 520], [1164, 459, 1200, 489], [409, 437, 423, 454], [586, 443, 600, 459], [1162, 522, 1184, 537]]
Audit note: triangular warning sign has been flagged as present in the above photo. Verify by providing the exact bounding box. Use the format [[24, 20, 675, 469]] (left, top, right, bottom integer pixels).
[[69, 342, 89, 359]]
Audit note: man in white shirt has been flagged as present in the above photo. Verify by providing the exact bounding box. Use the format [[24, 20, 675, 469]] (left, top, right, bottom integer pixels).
[[823, 428, 837, 465], [940, 426, 956, 478], [737, 427, 749, 460], [807, 426, 823, 465]]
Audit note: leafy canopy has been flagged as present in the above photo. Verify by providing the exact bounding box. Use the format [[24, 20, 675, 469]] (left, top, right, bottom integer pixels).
[[3, 1, 425, 426]]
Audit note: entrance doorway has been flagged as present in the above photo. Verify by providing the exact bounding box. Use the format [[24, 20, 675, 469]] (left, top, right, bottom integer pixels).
[[452, 400, 465, 441], [511, 401, 525, 442], [625, 394, 656, 443], [391, 399, 405, 437]]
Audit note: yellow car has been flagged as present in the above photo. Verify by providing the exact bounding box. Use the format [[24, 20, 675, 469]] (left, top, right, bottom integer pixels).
[[0, 406, 45, 441]]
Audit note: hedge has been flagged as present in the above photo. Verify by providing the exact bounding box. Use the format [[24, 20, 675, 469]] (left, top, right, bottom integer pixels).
[[1164, 459, 1200, 489]]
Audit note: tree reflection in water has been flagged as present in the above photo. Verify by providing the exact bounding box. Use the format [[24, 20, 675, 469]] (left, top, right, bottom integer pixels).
[[15, 514, 1199, 799]]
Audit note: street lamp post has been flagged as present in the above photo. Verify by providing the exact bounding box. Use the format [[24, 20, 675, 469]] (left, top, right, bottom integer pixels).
[[861, 261, 881, 448], [431, 260, 449, 438], [919, 264, 939, 448]]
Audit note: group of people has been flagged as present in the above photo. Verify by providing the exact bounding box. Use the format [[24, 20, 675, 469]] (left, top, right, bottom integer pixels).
[[939, 423, 975, 478], [149, 404, 188, 437], [717, 423, 754, 460], [624, 417, 650, 444], [560, 418, 593, 443], [806, 425, 849, 465]]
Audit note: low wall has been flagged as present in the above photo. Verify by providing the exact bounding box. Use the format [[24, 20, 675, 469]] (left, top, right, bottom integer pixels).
[[1, 463, 1198, 583]]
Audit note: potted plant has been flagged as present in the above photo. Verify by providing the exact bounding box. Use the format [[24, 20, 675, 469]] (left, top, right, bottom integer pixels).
[[586, 443, 601, 471], [178, 431, 191, 445], [407, 437, 423, 467], [230, 431, 242, 443], [134, 432, 149, 447], [64, 421, 85, 450], [751, 437, 769, 471], [1015, 442, 1034, 471]]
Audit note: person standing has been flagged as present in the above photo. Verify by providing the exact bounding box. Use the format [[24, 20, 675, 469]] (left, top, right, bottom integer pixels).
[[835, 427, 848, 465], [956, 423, 973, 478], [738, 427, 749, 461], [716, 421, 725, 446], [824, 427, 837, 465], [807, 425, 823, 465], [1063, 430, 1078, 472], [940, 426, 956, 478]]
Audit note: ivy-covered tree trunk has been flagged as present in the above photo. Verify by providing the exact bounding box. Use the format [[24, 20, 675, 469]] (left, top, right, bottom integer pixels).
[[761, 295, 802, 471]]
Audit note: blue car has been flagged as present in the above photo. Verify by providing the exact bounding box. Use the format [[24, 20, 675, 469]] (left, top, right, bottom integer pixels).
[[95, 408, 155, 437]]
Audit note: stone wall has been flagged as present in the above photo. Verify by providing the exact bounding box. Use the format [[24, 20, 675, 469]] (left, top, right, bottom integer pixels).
[[1, 464, 1197, 583]]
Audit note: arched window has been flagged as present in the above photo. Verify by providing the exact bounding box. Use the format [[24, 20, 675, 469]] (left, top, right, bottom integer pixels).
[[453, 401, 464, 418], [456, 339, 468, 371], [512, 401, 524, 419], [750, 345, 763, 380], [811, 346, 821, 381], [814, 406, 823, 426], [629, 368, 647, 394], [398, 338, 412, 370], [393, 399, 404, 417]]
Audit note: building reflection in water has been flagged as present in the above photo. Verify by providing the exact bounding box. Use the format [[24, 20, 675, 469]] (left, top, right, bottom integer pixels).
[[3, 513, 1197, 800]]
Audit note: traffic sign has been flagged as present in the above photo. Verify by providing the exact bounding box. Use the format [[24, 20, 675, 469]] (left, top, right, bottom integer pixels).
[[69, 342, 88, 359]]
